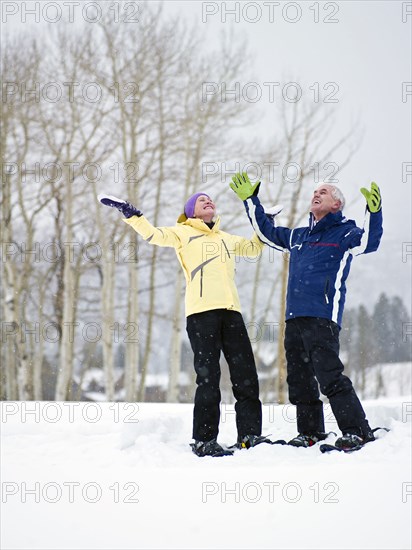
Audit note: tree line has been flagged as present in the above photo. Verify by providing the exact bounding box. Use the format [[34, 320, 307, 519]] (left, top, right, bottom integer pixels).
[[340, 293, 411, 395]]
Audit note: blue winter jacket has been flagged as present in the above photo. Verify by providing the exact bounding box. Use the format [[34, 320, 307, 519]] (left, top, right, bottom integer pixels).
[[244, 196, 383, 327]]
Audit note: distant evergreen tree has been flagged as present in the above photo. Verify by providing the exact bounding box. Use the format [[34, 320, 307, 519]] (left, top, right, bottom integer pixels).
[[370, 293, 412, 363], [357, 304, 374, 392], [372, 293, 393, 363], [388, 296, 412, 362], [341, 294, 412, 377], [340, 307, 357, 377]]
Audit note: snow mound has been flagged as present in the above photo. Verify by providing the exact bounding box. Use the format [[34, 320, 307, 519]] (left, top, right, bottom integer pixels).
[[1, 399, 411, 550]]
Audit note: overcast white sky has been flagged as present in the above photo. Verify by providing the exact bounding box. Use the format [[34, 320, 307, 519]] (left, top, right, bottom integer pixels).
[[3, 0, 411, 310]]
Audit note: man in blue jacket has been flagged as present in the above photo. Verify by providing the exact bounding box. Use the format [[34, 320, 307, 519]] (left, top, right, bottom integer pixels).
[[230, 174, 383, 450]]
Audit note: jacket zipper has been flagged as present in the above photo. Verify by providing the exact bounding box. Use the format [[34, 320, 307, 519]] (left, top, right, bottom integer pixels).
[[324, 277, 330, 304], [200, 267, 203, 298], [222, 239, 230, 259]]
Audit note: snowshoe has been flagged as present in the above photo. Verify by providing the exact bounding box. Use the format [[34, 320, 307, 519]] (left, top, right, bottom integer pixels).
[[232, 434, 274, 450], [190, 439, 234, 457], [288, 431, 332, 448], [320, 427, 389, 454], [334, 433, 365, 450]]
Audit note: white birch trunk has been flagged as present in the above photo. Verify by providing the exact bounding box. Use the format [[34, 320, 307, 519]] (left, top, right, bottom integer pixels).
[[55, 177, 76, 401], [16, 342, 31, 400], [125, 233, 140, 401], [167, 271, 184, 402], [2, 291, 19, 400], [55, 256, 76, 400], [276, 256, 289, 404], [102, 249, 115, 400], [32, 281, 47, 400], [33, 344, 44, 401], [1, 170, 19, 400]]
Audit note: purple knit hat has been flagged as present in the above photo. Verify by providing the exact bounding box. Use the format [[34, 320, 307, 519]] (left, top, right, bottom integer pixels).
[[184, 192, 211, 218]]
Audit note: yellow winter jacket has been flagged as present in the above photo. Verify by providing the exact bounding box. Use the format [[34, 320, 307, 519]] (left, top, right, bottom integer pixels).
[[123, 214, 263, 317]]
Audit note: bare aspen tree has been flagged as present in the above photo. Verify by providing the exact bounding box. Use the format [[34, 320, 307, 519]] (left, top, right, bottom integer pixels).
[[31, 269, 54, 400], [1, 167, 18, 400], [93, 194, 116, 400], [1, 38, 51, 399], [137, 40, 175, 402], [55, 162, 76, 401], [26, 28, 116, 400], [90, 7, 165, 401]]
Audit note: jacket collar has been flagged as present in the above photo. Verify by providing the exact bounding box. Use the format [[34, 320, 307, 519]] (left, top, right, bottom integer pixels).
[[309, 210, 345, 233], [177, 214, 221, 232]]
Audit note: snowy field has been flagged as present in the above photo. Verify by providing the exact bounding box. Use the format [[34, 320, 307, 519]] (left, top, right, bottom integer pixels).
[[1, 398, 411, 550]]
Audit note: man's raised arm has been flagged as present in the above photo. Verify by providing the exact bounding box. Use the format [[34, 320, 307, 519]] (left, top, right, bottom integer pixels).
[[229, 172, 291, 251]]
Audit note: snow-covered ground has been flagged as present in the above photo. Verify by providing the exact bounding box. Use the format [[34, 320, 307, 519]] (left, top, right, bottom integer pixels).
[[1, 398, 411, 550]]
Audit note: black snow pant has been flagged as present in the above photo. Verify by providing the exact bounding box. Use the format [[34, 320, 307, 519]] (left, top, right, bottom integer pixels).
[[186, 309, 262, 442], [285, 317, 371, 437]]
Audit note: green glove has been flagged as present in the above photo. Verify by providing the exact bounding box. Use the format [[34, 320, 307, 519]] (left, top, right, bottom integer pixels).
[[360, 182, 381, 213], [230, 172, 260, 201]]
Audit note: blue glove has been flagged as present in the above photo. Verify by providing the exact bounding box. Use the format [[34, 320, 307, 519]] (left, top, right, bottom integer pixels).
[[98, 194, 142, 218]]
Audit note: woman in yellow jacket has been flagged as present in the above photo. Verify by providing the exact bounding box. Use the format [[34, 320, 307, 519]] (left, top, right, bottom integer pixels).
[[99, 191, 271, 457]]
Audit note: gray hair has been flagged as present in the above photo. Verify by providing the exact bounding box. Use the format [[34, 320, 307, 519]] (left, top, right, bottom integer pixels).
[[330, 185, 345, 210]]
